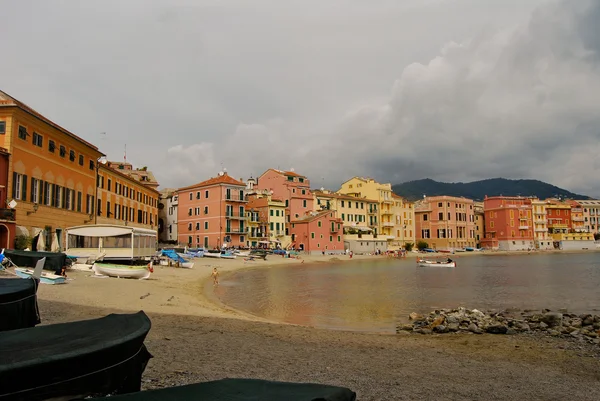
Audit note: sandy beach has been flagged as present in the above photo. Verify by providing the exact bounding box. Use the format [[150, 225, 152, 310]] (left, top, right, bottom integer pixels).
[[6, 251, 600, 400]]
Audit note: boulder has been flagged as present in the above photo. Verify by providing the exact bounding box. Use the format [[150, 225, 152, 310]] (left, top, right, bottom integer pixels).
[[447, 323, 460, 332], [541, 312, 563, 328], [547, 329, 560, 337], [397, 324, 414, 332], [468, 323, 482, 334], [430, 316, 445, 329], [409, 312, 425, 321], [582, 315, 594, 326], [433, 325, 449, 334], [486, 324, 508, 335], [539, 321, 548, 330]]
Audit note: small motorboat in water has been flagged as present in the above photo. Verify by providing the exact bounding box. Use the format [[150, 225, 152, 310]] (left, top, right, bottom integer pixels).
[[92, 262, 153, 280], [417, 258, 456, 268]]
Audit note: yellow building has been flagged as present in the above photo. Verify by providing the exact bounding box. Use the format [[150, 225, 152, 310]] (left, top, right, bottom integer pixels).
[[530, 199, 553, 250], [247, 190, 290, 248], [390, 194, 415, 249], [0, 89, 103, 251], [96, 163, 159, 231], [313, 189, 377, 229], [338, 177, 395, 241], [574, 199, 600, 234], [473, 201, 485, 247]]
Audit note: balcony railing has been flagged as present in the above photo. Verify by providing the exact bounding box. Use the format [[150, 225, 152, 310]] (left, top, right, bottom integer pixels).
[[381, 210, 393, 215], [572, 217, 585, 222], [0, 208, 15, 221], [535, 219, 547, 224], [382, 222, 394, 227], [519, 225, 529, 230], [225, 212, 247, 220], [224, 195, 247, 202], [225, 228, 246, 234], [368, 209, 378, 214]]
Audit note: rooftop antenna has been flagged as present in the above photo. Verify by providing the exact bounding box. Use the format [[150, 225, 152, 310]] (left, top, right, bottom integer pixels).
[[124, 143, 127, 162]]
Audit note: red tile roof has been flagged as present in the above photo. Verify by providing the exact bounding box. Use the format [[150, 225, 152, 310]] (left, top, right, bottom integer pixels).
[[179, 173, 245, 191]]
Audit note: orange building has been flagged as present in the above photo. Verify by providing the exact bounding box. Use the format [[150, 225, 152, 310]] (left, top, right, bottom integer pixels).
[[414, 196, 476, 250], [289, 210, 344, 254], [254, 168, 313, 222], [0, 90, 103, 251], [96, 163, 159, 231], [177, 172, 247, 249], [480, 196, 534, 251]]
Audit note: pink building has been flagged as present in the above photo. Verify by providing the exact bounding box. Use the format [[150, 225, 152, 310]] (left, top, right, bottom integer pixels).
[[254, 169, 313, 227], [289, 210, 344, 254], [480, 196, 533, 251], [177, 172, 247, 248], [414, 196, 476, 250]]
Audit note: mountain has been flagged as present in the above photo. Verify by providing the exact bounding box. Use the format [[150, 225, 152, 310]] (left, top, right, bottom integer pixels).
[[391, 178, 592, 202]]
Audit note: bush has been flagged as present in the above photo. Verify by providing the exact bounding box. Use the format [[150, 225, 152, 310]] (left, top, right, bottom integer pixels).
[[15, 235, 32, 250], [416, 240, 429, 251], [404, 242, 414, 252]]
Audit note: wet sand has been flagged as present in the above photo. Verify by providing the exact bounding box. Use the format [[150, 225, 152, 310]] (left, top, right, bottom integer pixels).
[[5, 251, 600, 400]]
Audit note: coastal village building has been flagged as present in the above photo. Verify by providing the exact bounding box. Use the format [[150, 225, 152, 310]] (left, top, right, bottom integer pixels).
[[391, 194, 415, 249], [546, 199, 594, 250], [575, 199, 600, 234], [289, 210, 344, 254], [177, 171, 247, 249], [254, 168, 313, 222], [473, 201, 485, 247], [480, 196, 533, 251], [530, 199, 553, 250], [312, 189, 384, 253], [246, 190, 289, 248], [106, 161, 159, 190], [567, 200, 586, 233], [415, 196, 476, 250], [96, 162, 159, 231], [0, 89, 104, 251], [338, 177, 396, 242], [158, 188, 178, 244]]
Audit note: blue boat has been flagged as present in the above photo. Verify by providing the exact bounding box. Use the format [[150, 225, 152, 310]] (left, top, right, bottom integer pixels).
[[465, 247, 475, 252], [423, 248, 437, 253]]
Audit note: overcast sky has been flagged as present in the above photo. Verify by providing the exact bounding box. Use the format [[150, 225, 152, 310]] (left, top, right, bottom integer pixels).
[[2, 0, 599, 196]]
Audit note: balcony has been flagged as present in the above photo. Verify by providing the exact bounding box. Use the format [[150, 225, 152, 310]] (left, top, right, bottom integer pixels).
[[518, 225, 529, 230], [381, 210, 393, 215], [224, 195, 247, 202], [0, 208, 15, 221], [535, 228, 547, 232], [572, 217, 585, 222], [368, 209, 378, 214], [519, 217, 528, 221], [382, 200, 394, 205], [225, 212, 247, 220], [535, 219, 547, 224], [382, 222, 394, 227], [225, 228, 246, 234]]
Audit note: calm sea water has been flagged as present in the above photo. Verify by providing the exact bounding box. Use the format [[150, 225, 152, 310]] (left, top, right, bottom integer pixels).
[[214, 253, 600, 333]]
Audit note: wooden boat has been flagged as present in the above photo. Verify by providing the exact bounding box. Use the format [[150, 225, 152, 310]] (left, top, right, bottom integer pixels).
[[92, 262, 153, 280], [0, 311, 152, 400], [180, 261, 194, 268], [86, 378, 357, 401], [15, 267, 67, 284], [204, 250, 222, 258], [417, 259, 456, 268], [234, 250, 250, 257]]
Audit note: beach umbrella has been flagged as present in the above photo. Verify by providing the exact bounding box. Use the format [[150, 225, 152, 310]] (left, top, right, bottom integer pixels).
[[37, 231, 46, 252]]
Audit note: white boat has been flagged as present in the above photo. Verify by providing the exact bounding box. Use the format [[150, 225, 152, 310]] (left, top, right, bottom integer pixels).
[[233, 250, 250, 257], [417, 259, 456, 268], [15, 268, 67, 284], [70, 263, 93, 271], [220, 251, 236, 259], [180, 261, 194, 268], [204, 250, 222, 258], [92, 262, 153, 280]]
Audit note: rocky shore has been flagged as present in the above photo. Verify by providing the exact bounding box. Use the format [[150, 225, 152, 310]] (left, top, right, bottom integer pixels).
[[397, 307, 600, 345]]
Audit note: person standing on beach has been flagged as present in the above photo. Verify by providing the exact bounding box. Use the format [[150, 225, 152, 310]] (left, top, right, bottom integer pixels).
[[211, 267, 219, 286]]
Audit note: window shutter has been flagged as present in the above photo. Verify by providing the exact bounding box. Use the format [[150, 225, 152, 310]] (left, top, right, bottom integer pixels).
[[77, 191, 82, 212], [62, 187, 66, 209], [40, 181, 45, 204], [12, 172, 17, 199], [30, 178, 36, 203], [51, 185, 56, 207], [22, 175, 27, 201]]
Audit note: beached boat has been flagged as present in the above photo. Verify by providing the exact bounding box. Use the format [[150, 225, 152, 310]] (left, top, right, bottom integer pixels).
[[87, 378, 357, 401], [234, 250, 250, 257], [220, 250, 237, 259], [204, 250, 222, 258], [0, 277, 40, 331], [160, 249, 194, 268], [92, 262, 153, 280], [15, 267, 67, 284], [0, 311, 152, 400], [417, 259, 456, 268]]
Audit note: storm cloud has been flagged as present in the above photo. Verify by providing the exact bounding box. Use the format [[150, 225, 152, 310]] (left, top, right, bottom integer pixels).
[[1, 0, 598, 195]]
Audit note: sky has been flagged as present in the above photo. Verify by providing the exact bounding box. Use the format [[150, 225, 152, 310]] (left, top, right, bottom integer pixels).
[[1, 0, 599, 196]]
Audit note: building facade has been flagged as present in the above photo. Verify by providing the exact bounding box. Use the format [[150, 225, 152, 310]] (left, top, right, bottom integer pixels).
[[415, 196, 476, 250], [480, 196, 533, 251], [0, 89, 104, 251], [473, 201, 485, 247], [246, 190, 289, 248], [177, 172, 247, 248], [158, 188, 178, 243], [530, 199, 553, 250], [546, 199, 594, 249], [289, 210, 344, 254], [391, 194, 415, 249], [575, 200, 600, 234], [95, 164, 159, 232], [254, 168, 313, 223]]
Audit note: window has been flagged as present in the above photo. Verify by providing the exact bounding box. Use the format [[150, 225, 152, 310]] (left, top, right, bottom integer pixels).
[[12, 173, 26, 200], [107, 201, 111, 216], [79, 155, 84, 166], [18, 125, 28, 140], [107, 179, 112, 191], [30, 178, 40, 203], [59, 145, 66, 157], [188, 208, 192, 216], [188, 223, 192, 231], [0, 121, 5, 134], [205, 190, 209, 198], [311, 232, 315, 239], [204, 221, 208, 230], [204, 206, 208, 214], [97, 199, 102, 215], [270, 210, 273, 216], [438, 212, 444, 220], [44, 182, 52, 206], [303, 200, 307, 208], [189, 193, 193, 200], [196, 191, 201, 199], [195, 222, 200, 230], [423, 214, 428, 221], [69, 150, 76, 162], [318, 221, 322, 227], [32, 132, 43, 147]]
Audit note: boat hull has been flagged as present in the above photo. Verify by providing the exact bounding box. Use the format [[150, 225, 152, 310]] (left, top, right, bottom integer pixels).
[[70, 263, 93, 271], [417, 260, 456, 268], [15, 268, 66, 284], [181, 262, 194, 268], [92, 263, 151, 280], [204, 252, 221, 258]]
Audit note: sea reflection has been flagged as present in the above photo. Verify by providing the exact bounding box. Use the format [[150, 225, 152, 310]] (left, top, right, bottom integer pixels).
[[215, 253, 600, 333]]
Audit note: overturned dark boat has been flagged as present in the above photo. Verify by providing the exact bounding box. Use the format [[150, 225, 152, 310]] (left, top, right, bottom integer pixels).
[[88, 378, 357, 401], [2, 249, 67, 275], [0, 311, 152, 401], [0, 277, 40, 332]]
